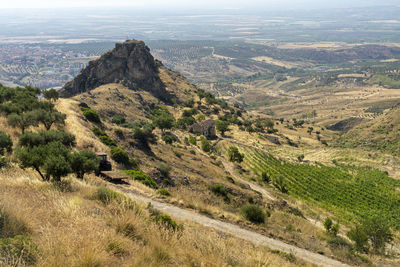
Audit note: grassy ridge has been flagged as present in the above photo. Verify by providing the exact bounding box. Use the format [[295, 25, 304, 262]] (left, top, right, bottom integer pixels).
[[242, 147, 400, 228]]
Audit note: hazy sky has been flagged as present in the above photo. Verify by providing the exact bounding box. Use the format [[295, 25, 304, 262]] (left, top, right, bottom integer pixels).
[[0, 0, 399, 9]]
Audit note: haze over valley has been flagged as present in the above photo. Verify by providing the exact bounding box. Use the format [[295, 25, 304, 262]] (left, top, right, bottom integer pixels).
[[1, 1, 400, 266]]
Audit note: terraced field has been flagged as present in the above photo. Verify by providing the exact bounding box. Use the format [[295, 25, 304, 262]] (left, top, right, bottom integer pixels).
[[241, 146, 400, 228]]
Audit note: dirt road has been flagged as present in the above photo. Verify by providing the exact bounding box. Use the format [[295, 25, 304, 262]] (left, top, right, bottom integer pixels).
[[114, 185, 349, 267]]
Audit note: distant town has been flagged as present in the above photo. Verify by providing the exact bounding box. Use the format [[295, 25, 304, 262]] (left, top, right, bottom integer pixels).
[[0, 43, 113, 89]]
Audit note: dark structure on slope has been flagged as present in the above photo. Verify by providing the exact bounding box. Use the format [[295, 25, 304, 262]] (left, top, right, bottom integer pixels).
[[60, 40, 169, 100], [189, 119, 216, 139]]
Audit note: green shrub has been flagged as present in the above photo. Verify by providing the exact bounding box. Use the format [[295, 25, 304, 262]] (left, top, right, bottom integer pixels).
[[158, 189, 171, 197], [196, 114, 205, 122], [227, 146, 243, 163], [200, 136, 212, 152], [0, 208, 30, 238], [81, 107, 101, 123], [177, 116, 195, 129], [324, 217, 339, 236], [111, 115, 126, 125], [156, 214, 182, 230], [327, 236, 353, 250], [158, 163, 171, 178], [270, 250, 296, 263], [123, 169, 158, 189], [162, 133, 178, 144], [273, 176, 288, 193], [241, 204, 265, 224], [210, 184, 228, 198], [92, 127, 106, 137], [114, 129, 124, 138], [133, 125, 156, 146], [261, 171, 270, 183], [93, 187, 134, 208], [106, 239, 128, 257], [99, 135, 117, 147], [188, 136, 196, 145], [0, 156, 6, 169], [0, 131, 12, 155], [110, 146, 130, 166], [347, 224, 370, 253], [0, 235, 37, 265], [182, 108, 197, 117], [173, 151, 183, 158]]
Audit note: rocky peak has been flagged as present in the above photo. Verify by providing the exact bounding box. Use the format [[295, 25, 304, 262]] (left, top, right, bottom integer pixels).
[[60, 40, 168, 100]]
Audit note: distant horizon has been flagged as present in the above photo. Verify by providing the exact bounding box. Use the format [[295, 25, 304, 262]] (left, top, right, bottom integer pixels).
[[0, 0, 399, 10]]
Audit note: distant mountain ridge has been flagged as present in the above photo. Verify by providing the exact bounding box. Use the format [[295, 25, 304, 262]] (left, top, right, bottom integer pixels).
[[60, 40, 169, 100]]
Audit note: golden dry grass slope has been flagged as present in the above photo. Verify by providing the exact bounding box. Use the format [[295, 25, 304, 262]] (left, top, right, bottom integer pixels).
[[0, 167, 310, 267]]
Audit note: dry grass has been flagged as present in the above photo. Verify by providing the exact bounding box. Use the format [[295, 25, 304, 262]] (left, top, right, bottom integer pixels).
[[56, 98, 110, 152], [0, 166, 311, 267]]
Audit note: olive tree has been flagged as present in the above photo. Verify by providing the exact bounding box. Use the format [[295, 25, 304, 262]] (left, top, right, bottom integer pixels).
[[69, 150, 99, 179]]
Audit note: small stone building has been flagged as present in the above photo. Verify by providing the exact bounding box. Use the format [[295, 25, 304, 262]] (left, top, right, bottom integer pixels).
[[188, 119, 216, 139]]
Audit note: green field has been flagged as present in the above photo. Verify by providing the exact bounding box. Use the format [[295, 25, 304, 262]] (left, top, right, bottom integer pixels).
[[241, 147, 400, 228]]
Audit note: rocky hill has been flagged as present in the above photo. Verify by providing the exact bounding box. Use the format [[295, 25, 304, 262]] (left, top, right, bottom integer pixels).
[[60, 40, 170, 101]]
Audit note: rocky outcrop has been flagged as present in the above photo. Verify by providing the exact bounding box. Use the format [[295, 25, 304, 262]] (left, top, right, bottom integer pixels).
[[60, 40, 169, 100]]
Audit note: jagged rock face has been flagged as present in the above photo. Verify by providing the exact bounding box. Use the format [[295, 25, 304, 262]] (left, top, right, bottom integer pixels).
[[60, 40, 168, 99]]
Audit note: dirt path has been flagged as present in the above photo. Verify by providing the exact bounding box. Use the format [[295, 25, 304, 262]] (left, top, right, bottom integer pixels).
[[221, 160, 276, 201], [113, 185, 349, 267]]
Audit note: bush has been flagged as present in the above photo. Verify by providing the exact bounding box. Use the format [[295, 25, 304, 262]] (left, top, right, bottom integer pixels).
[[241, 204, 265, 224], [177, 116, 195, 129], [93, 187, 134, 208], [188, 136, 196, 145], [133, 125, 156, 146], [0, 131, 12, 155], [156, 214, 182, 230], [273, 176, 288, 193], [99, 135, 117, 147], [327, 236, 352, 250], [0, 208, 30, 238], [123, 169, 158, 189], [158, 189, 171, 196], [0, 157, 6, 169], [173, 150, 183, 158], [111, 115, 126, 125], [348, 214, 393, 254], [81, 107, 101, 123], [0, 235, 37, 265], [200, 136, 212, 152], [162, 133, 178, 144], [261, 171, 270, 183], [152, 110, 175, 132], [92, 127, 106, 137], [114, 129, 124, 138], [210, 184, 228, 198], [110, 146, 130, 166], [148, 206, 182, 231], [227, 146, 243, 163], [347, 224, 370, 253], [158, 163, 171, 178], [324, 217, 339, 236]]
